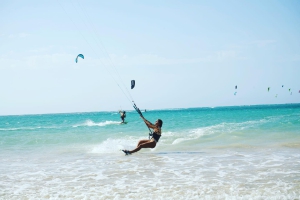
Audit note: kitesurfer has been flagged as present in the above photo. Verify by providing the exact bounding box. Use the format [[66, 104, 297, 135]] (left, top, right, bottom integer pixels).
[[119, 110, 126, 123], [122, 117, 163, 155]]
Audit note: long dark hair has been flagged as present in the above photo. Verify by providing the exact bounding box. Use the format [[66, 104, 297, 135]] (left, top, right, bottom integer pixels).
[[157, 119, 163, 128]]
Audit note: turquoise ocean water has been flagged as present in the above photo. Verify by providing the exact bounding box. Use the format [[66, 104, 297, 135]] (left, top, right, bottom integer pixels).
[[1, 104, 300, 199]]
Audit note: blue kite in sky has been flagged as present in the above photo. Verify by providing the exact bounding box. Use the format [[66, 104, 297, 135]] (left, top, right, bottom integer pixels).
[[75, 54, 84, 63]]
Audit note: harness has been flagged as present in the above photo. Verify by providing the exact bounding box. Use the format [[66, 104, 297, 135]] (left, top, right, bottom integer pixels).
[[151, 132, 161, 142]]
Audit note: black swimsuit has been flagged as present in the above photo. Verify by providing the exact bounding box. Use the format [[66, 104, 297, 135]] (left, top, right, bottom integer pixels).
[[152, 132, 161, 142]]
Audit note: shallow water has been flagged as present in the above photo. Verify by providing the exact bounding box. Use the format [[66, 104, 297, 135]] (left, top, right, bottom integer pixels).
[[1, 104, 300, 199]]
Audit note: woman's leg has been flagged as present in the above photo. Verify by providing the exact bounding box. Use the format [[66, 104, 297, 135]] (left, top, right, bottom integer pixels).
[[137, 139, 149, 146], [129, 140, 156, 154]]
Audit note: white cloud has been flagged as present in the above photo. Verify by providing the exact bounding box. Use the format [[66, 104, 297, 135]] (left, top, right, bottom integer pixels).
[[0, 53, 75, 69], [103, 51, 242, 67], [0, 49, 244, 70], [216, 50, 237, 60], [280, 53, 300, 62], [228, 40, 276, 50], [252, 40, 276, 47], [8, 33, 31, 38]]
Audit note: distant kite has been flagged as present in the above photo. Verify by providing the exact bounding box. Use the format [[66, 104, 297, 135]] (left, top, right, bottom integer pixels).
[[268, 87, 270, 92], [75, 54, 84, 63], [282, 85, 284, 87], [234, 92, 237, 95], [131, 80, 135, 89], [275, 94, 278, 98], [289, 88, 291, 92], [235, 85, 237, 89]]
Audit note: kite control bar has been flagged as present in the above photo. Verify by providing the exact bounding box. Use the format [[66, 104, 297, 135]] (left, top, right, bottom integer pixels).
[[133, 102, 153, 139]]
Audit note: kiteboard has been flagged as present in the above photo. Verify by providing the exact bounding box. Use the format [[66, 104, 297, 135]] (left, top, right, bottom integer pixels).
[[120, 122, 128, 125], [121, 149, 131, 155]]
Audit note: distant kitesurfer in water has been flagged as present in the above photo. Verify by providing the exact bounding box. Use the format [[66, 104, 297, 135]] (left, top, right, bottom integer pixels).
[[119, 110, 126, 123], [122, 117, 163, 155]]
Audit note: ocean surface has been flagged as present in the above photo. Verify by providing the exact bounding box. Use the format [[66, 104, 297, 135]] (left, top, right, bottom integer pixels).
[[0, 104, 300, 199]]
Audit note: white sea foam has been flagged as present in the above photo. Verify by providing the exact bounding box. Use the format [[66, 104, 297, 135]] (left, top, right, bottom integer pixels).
[[167, 117, 287, 148], [0, 126, 52, 131], [90, 139, 132, 154], [171, 128, 206, 145], [89, 136, 146, 154], [0, 149, 299, 199], [73, 120, 120, 127]]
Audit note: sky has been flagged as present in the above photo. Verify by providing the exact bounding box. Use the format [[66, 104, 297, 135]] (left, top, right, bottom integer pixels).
[[1, 0, 300, 115]]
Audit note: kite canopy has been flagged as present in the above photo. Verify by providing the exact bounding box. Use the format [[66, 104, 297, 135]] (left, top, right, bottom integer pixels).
[[268, 87, 270, 92], [131, 80, 135, 89], [75, 54, 84, 63], [235, 85, 237, 89], [234, 92, 237, 95]]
